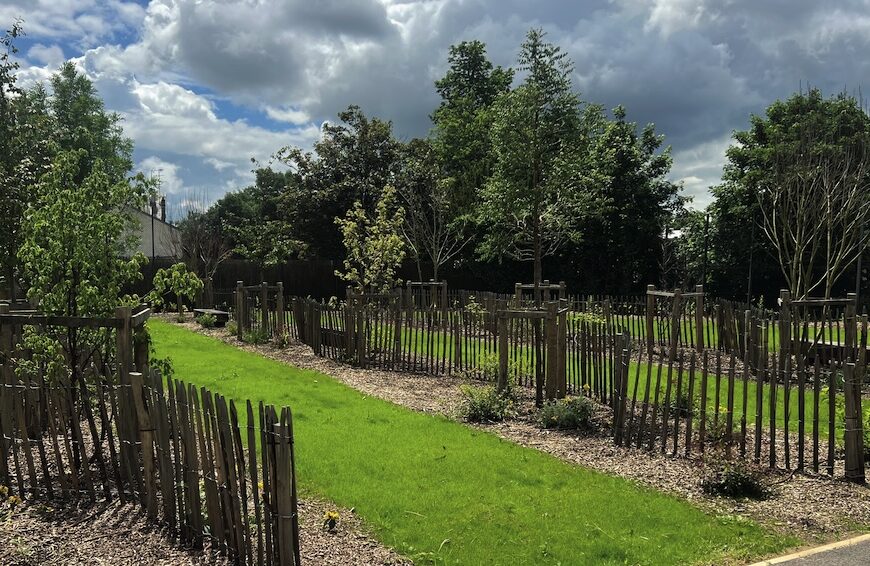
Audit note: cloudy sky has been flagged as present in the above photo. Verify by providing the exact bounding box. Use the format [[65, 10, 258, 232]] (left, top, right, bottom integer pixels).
[[4, 0, 869, 218]]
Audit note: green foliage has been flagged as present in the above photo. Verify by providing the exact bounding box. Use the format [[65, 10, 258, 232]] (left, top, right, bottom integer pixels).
[[149, 262, 203, 314], [701, 451, 769, 499], [277, 106, 401, 260], [19, 150, 146, 317], [242, 328, 269, 345], [568, 311, 606, 325], [196, 313, 217, 328], [276, 332, 292, 349], [226, 320, 238, 336], [538, 396, 595, 430], [825, 384, 870, 461], [478, 29, 594, 281], [335, 184, 406, 293], [458, 383, 514, 423]]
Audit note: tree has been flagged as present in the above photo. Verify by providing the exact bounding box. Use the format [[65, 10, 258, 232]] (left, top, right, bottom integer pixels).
[[335, 185, 406, 293], [396, 138, 470, 281], [713, 89, 870, 300], [148, 262, 204, 316], [478, 29, 587, 285], [17, 150, 148, 385], [49, 62, 133, 184], [431, 40, 513, 210], [177, 209, 233, 280], [567, 105, 683, 292], [278, 106, 401, 259], [218, 167, 306, 276]]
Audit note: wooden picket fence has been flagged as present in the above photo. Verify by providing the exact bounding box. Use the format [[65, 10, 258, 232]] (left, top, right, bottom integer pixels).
[[0, 304, 301, 565]]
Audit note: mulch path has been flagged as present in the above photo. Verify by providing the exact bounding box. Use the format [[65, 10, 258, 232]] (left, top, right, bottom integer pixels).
[[182, 320, 870, 545]]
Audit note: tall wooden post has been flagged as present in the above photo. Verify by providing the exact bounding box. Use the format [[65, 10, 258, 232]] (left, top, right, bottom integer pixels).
[[645, 285, 655, 355], [204, 276, 214, 308], [130, 371, 158, 518], [0, 303, 12, 485], [545, 302, 558, 401], [514, 282, 522, 307], [668, 289, 682, 365], [235, 281, 244, 340], [260, 281, 270, 337], [557, 307, 567, 398], [695, 284, 704, 352], [276, 282, 285, 335], [843, 361, 866, 483], [497, 314, 508, 392]]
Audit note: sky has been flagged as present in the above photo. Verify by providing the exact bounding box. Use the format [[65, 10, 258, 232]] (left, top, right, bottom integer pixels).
[[4, 0, 870, 219]]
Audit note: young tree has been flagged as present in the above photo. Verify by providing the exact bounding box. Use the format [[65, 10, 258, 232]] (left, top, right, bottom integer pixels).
[[478, 29, 588, 285], [396, 138, 470, 281], [18, 149, 147, 384], [148, 262, 204, 316], [335, 185, 406, 293], [177, 209, 233, 280]]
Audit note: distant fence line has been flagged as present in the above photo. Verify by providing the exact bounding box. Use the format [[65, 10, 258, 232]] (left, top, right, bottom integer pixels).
[[0, 304, 301, 566], [230, 280, 867, 483]]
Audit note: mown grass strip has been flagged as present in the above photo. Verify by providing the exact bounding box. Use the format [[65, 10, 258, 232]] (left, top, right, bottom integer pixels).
[[151, 320, 796, 565]]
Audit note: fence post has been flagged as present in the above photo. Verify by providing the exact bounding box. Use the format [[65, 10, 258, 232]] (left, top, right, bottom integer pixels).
[[695, 284, 704, 352], [614, 336, 630, 446], [276, 282, 285, 336], [130, 371, 158, 519], [646, 285, 655, 355], [236, 281, 244, 340], [497, 313, 508, 392], [557, 306, 567, 398], [668, 289, 682, 364], [204, 276, 214, 308], [261, 282, 270, 337], [0, 303, 11, 485], [843, 362, 866, 483], [545, 302, 558, 401], [273, 423, 300, 566]]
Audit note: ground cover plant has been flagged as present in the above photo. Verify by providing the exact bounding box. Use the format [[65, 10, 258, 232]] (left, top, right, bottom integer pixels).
[[150, 319, 796, 565]]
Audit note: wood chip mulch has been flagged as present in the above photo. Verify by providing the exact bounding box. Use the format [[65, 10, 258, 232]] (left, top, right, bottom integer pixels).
[[184, 321, 870, 546]]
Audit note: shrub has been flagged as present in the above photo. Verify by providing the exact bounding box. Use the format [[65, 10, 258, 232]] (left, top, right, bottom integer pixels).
[[276, 332, 292, 349], [196, 313, 217, 328], [458, 384, 513, 423], [538, 396, 595, 430], [699, 407, 738, 445], [658, 383, 697, 418], [242, 328, 269, 345], [226, 321, 238, 336], [700, 452, 768, 499]]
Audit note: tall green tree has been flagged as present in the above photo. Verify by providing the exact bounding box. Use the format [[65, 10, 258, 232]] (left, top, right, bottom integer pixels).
[[478, 29, 588, 284], [568, 105, 683, 292], [431, 40, 513, 209], [278, 106, 400, 260], [710, 88, 870, 300]]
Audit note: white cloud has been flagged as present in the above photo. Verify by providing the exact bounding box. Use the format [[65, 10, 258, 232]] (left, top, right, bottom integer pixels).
[[265, 106, 311, 125], [137, 155, 184, 194], [27, 43, 66, 67]]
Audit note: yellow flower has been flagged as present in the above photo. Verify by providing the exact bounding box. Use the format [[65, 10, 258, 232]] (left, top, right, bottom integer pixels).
[[8, 495, 22, 508], [324, 510, 340, 521], [0, 485, 8, 497]]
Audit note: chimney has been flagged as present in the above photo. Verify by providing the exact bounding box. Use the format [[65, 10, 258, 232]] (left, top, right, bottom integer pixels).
[[159, 197, 166, 222]]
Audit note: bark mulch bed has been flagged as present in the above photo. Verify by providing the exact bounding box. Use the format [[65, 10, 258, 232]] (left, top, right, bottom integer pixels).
[[0, 488, 408, 565], [181, 320, 870, 546]]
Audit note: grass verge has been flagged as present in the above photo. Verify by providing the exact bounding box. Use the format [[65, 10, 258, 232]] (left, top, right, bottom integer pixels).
[[150, 320, 797, 565]]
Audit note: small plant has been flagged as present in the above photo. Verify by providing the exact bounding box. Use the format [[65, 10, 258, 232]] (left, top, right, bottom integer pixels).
[[226, 320, 238, 336], [147, 263, 203, 315], [276, 332, 292, 348], [458, 384, 514, 423], [659, 385, 697, 418], [700, 451, 768, 499], [538, 396, 595, 430], [323, 510, 340, 532], [568, 311, 606, 326], [196, 313, 217, 328], [699, 407, 737, 445], [242, 328, 269, 345]]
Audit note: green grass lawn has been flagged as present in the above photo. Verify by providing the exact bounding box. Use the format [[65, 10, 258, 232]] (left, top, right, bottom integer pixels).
[[150, 320, 796, 565]]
